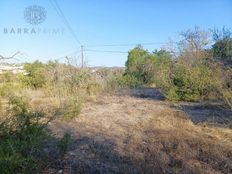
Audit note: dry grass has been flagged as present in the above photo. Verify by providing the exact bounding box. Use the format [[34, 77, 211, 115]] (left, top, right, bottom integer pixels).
[[1, 88, 231, 173], [46, 94, 232, 174]]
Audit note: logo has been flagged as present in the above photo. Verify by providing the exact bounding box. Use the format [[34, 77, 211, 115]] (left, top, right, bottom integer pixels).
[[24, 5, 47, 25], [3, 5, 64, 35]]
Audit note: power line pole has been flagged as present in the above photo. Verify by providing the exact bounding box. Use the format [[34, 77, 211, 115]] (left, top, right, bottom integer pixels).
[[81, 45, 84, 68]]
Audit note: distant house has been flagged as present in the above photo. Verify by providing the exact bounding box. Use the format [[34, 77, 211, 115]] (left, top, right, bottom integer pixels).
[[0, 63, 24, 74]]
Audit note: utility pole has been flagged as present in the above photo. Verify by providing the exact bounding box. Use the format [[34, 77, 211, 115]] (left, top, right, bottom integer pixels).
[[81, 45, 84, 68]]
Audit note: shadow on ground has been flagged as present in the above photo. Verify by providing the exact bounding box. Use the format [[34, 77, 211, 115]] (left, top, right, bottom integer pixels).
[[119, 87, 165, 101], [123, 87, 232, 128], [44, 122, 232, 174], [43, 127, 145, 173], [40, 93, 232, 173], [180, 102, 232, 128]]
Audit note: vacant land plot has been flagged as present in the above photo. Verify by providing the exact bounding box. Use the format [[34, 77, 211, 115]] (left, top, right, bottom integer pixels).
[[45, 93, 232, 174]]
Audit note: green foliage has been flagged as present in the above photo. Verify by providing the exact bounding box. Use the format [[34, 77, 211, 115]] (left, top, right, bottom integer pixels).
[[0, 83, 13, 97], [116, 74, 142, 88], [150, 50, 172, 89], [0, 95, 49, 173], [166, 86, 181, 101], [0, 71, 17, 83], [63, 97, 82, 120], [58, 133, 71, 157], [212, 27, 232, 62], [125, 45, 172, 86], [167, 59, 217, 101], [125, 45, 150, 75], [0, 72, 21, 97], [20, 60, 46, 89], [213, 39, 232, 60], [125, 45, 152, 83]]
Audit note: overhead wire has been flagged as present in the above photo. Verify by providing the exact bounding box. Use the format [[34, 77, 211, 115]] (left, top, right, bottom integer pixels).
[[84, 42, 166, 47], [49, 0, 82, 45], [85, 49, 128, 54], [54, 50, 81, 61], [48, 1, 178, 62]]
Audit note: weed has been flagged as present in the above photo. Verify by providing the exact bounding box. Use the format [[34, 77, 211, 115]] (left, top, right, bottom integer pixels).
[[58, 133, 71, 157], [63, 97, 82, 120]]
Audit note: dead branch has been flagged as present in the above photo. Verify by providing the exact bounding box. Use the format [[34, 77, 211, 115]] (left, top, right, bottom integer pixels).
[[0, 51, 21, 61]]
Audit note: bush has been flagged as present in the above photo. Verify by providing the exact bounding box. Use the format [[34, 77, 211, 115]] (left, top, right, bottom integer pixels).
[[0, 71, 18, 83], [0, 95, 49, 173], [125, 46, 172, 86], [166, 86, 181, 101], [20, 60, 46, 89], [63, 97, 82, 120], [116, 74, 142, 88], [44, 63, 102, 97], [167, 59, 217, 101], [0, 73, 21, 97], [150, 50, 172, 90], [0, 83, 13, 97], [212, 27, 232, 64]]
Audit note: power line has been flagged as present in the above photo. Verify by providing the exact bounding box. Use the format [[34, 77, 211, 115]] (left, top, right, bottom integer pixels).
[[49, 0, 84, 66], [49, 0, 82, 45], [85, 49, 128, 53], [85, 49, 182, 54], [85, 42, 166, 47], [55, 50, 81, 61]]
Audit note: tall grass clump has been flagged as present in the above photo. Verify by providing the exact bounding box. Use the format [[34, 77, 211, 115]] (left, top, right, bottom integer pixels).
[[63, 97, 82, 120]]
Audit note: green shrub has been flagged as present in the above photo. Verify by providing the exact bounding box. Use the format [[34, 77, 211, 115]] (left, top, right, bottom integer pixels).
[[212, 27, 232, 63], [166, 86, 181, 101], [63, 97, 82, 120], [151, 50, 172, 90], [0, 71, 17, 83], [0, 95, 49, 173], [20, 60, 46, 89], [0, 83, 13, 97], [221, 88, 232, 109], [167, 59, 217, 101], [125, 46, 172, 86], [116, 74, 142, 88]]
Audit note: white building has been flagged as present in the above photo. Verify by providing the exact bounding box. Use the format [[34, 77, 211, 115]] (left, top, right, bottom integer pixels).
[[0, 63, 24, 74]]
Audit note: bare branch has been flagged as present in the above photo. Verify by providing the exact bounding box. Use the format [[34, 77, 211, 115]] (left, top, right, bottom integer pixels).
[[0, 51, 21, 61]]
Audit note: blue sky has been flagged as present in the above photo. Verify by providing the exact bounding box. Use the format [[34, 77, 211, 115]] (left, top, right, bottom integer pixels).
[[0, 0, 232, 67]]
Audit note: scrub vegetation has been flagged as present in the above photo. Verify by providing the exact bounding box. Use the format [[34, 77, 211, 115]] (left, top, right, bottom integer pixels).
[[0, 27, 232, 173]]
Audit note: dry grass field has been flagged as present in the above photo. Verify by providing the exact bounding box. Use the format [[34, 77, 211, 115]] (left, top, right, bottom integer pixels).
[[39, 89, 232, 174]]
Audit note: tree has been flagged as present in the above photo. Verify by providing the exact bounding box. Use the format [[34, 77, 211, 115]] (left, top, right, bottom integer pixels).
[[125, 45, 151, 83], [179, 27, 210, 53], [125, 45, 172, 86], [151, 50, 172, 89], [20, 60, 46, 88], [166, 28, 218, 101], [212, 27, 232, 64], [125, 45, 149, 74]]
